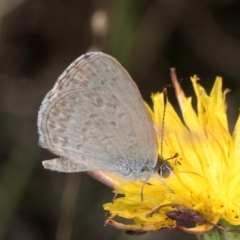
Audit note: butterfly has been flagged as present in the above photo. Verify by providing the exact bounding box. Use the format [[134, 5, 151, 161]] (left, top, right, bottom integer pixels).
[[37, 52, 172, 183]]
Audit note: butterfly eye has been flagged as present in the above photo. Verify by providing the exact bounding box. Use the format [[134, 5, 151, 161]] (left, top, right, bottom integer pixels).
[[158, 162, 173, 178]]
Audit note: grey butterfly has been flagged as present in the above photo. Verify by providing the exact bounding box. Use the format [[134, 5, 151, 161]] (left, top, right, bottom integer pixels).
[[37, 52, 172, 181]]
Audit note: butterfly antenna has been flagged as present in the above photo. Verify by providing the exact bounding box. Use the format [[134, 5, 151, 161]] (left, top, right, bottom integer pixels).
[[160, 88, 168, 160]]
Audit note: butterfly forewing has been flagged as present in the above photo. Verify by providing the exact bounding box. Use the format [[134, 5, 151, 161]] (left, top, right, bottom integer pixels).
[[38, 52, 158, 179]]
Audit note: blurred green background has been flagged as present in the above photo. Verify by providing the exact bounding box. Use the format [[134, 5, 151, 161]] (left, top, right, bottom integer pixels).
[[1, 0, 240, 239]]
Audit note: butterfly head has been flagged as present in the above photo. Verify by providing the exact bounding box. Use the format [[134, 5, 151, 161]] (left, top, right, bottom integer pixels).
[[155, 153, 178, 178], [158, 160, 173, 178]]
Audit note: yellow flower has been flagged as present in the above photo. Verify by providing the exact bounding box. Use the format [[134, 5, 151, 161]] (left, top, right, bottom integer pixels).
[[103, 72, 240, 235]]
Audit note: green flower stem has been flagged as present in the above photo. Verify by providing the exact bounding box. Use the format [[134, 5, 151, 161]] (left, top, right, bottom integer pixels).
[[198, 220, 240, 240]]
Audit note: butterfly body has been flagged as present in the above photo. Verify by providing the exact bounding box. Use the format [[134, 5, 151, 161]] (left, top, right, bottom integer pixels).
[[38, 52, 168, 181]]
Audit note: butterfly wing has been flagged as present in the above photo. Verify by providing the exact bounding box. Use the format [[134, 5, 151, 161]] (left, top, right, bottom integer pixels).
[[38, 52, 158, 179]]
